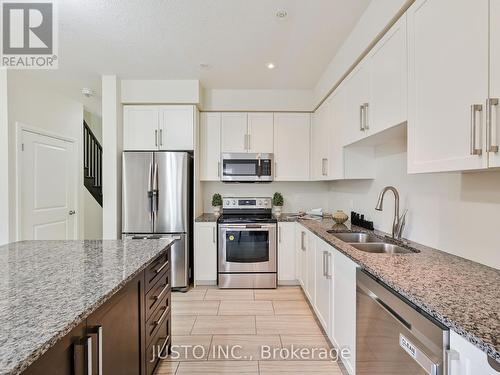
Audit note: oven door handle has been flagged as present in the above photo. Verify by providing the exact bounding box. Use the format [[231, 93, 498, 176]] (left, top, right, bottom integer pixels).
[[245, 224, 262, 229]]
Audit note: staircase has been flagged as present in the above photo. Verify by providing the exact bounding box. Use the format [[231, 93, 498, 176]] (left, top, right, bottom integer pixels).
[[83, 121, 103, 206]]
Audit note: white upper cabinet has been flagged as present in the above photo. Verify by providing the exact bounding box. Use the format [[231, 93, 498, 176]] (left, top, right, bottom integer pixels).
[[368, 15, 407, 135], [247, 113, 274, 153], [160, 106, 195, 150], [123, 106, 160, 150], [221, 113, 248, 153], [489, 0, 500, 168], [327, 87, 345, 180], [311, 102, 330, 180], [200, 112, 221, 181], [407, 0, 489, 173], [274, 113, 311, 181], [123, 105, 194, 151], [342, 61, 370, 146]]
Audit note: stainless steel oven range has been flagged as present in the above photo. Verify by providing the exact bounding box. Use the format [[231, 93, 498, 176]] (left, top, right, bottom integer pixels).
[[218, 197, 277, 288]]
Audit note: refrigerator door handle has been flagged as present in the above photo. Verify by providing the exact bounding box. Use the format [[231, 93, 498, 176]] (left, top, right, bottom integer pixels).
[[148, 162, 154, 222], [152, 162, 159, 220]]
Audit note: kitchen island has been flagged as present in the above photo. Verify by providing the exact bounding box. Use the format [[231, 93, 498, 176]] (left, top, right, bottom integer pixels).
[[0, 239, 174, 375]]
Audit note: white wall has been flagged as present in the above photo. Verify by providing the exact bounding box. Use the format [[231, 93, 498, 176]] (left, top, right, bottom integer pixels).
[[313, 0, 410, 106], [121, 80, 200, 104], [202, 181, 330, 214], [327, 140, 500, 269], [201, 89, 313, 112], [83, 189, 103, 239], [6, 70, 85, 240], [102, 75, 123, 239], [0, 69, 9, 245]]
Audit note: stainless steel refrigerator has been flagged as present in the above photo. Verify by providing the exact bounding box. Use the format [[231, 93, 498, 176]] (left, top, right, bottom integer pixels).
[[122, 151, 192, 291]]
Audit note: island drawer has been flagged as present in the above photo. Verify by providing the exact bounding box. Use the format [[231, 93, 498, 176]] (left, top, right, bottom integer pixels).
[[145, 269, 170, 321], [146, 327, 171, 375], [145, 250, 170, 292], [146, 291, 171, 346]]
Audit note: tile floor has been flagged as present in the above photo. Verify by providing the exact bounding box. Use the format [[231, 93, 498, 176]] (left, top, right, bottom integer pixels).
[[155, 286, 345, 375]]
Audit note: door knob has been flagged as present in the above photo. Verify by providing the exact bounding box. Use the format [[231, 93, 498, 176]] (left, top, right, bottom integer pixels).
[[69, 210, 76, 215]]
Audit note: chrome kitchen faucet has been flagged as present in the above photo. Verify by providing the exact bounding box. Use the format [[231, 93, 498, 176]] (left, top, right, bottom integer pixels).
[[375, 186, 407, 240]]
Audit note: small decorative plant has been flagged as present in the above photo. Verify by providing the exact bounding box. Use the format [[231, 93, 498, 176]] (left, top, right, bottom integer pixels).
[[272, 192, 284, 217], [272, 192, 284, 207], [212, 193, 222, 207], [212, 193, 223, 216]]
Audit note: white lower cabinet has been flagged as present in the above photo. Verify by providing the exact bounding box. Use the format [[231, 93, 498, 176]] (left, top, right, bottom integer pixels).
[[295, 225, 308, 287], [305, 229, 316, 304], [448, 331, 499, 375], [277, 222, 296, 283], [333, 250, 358, 375], [314, 238, 333, 334], [194, 222, 217, 285]]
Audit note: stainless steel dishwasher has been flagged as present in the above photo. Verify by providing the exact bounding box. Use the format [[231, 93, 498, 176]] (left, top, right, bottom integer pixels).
[[356, 269, 449, 375]]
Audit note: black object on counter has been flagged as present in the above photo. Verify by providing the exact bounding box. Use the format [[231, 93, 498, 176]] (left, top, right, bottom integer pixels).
[[351, 211, 374, 230]]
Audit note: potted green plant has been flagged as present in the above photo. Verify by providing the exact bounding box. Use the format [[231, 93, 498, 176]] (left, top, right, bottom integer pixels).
[[272, 192, 284, 217], [212, 193, 223, 217]]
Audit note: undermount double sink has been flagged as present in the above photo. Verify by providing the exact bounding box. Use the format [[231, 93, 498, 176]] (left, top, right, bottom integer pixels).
[[326, 231, 419, 255]]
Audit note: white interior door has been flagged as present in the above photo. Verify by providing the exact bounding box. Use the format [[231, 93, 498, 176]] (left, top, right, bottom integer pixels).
[[20, 130, 77, 240]]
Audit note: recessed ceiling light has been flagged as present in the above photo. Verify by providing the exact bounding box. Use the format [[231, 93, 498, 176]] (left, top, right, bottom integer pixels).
[[266, 62, 276, 70], [275, 9, 288, 18], [199, 63, 210, 69]]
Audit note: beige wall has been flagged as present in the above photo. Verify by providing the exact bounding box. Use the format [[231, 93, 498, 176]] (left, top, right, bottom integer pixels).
[[7, 71, 85, 240], [327, 140, 500, 270]]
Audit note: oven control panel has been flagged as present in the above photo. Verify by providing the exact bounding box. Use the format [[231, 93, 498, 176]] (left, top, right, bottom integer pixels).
[[223, 197, 272, 209]]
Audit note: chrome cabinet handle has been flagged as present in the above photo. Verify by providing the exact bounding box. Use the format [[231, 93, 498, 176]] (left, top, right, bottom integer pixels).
[[247, 134, 251, 150], [69, 210, 76, 215], [300, 231, 306, 251], [154, 306, 169, 327], [154, 259, 169, 274], [212, 226, 216, 243], [359, 105, 365, 131], [155, 129, 158, 147], [363, 103, 369, 130], [278, 226, 282, 243], [488, 98, 499, 153], [326, 252, 332, 279], [470, 104, 483, 156], [159, 129, 163, 147], [323, 251, 327, 277], [97, 326, 103, 375], [153, 282, 170, 302], [274, 162, 277, 178], [321, 158, 328, 176], [217, 161, 221, 178], [86, 336, 92, 375]]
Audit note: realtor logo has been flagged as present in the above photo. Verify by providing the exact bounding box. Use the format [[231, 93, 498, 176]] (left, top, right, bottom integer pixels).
[[1, 0, 58, 69]]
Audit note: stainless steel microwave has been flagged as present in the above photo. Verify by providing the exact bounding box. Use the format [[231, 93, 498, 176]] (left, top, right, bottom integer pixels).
[[221, 153, 274, 182]]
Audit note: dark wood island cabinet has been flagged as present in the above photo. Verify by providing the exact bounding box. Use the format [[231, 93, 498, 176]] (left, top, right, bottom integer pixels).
[[21, 248, 171, 375]]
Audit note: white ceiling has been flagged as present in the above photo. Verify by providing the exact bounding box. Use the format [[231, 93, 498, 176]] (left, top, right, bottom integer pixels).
[[28, 0, 370, 99]]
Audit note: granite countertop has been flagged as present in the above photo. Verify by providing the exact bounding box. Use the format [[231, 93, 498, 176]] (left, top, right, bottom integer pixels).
[[195, 213, 219, 222], [0, 239, 175, 375], [297, 218, 500, 364]]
